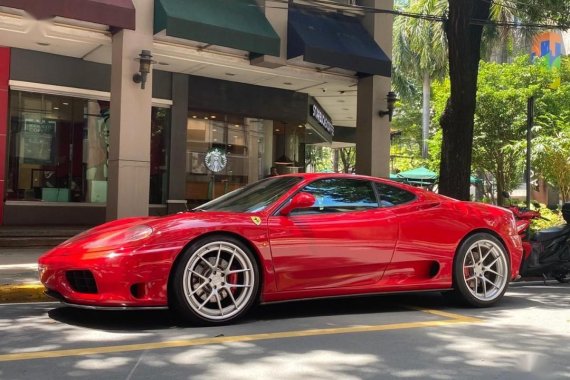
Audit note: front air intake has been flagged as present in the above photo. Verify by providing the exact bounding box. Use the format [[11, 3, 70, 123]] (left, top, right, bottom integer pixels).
[[66, 270, 98, 294]]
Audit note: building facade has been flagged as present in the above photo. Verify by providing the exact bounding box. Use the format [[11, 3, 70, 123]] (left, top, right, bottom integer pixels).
[[0, 0, 393, 225]]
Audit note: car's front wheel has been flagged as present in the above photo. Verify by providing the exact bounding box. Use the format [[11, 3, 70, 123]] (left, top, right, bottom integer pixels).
[[171, 235, 259, 325], [451, 233, 510, 307]]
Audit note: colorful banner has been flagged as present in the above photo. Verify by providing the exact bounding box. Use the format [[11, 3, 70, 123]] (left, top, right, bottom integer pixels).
[[531, 31, 562, 88]]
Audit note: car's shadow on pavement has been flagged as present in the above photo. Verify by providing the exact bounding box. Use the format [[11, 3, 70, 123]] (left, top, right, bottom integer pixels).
[[47, 282, 569, 331], [46, 291, 452, 331]]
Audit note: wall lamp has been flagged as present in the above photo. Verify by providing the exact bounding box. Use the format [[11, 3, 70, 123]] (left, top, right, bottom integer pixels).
[[132, 50, 155, 89], [378, 91, 398, 122]]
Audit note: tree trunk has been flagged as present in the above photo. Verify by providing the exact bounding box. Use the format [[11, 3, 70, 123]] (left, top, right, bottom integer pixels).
[[438, 0, 491, 200], [422, 72, 431, 159], [496, 158, 505, 206], [333, 149, 339, 173]]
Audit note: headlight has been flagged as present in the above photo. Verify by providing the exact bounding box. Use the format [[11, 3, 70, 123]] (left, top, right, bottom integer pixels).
[[83, 225, 153, 250]]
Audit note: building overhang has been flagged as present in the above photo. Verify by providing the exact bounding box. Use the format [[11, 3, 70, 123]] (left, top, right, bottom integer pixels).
[[0, 0, 135, 31], [287, 5, 391, 77], [154, 0, 280, 57]]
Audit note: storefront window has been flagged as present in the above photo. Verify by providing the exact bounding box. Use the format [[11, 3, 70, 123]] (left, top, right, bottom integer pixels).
[[6, 91, 169, 204], [186, 111, 265, 206]]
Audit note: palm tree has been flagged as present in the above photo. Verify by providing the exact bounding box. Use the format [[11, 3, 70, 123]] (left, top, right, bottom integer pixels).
[[483, 1, 537, 63], [393, 0, 539, 161], [393, 0, 448, 159]]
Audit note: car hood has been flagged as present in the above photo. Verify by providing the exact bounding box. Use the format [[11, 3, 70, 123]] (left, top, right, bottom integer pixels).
[[44, 211, 265, 256]]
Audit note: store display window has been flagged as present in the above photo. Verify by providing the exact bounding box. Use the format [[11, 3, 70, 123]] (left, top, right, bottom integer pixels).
[[6, 90, 169, 204], [186, 111, 265, 205]]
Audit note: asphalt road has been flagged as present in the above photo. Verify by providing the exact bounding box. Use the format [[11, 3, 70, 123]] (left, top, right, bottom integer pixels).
[[0, 282, 569, 380]]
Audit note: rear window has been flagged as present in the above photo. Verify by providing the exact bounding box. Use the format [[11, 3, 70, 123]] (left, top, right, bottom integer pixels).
[[375, 183, 416, 207]]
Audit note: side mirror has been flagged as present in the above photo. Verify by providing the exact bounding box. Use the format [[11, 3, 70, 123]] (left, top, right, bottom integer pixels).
[[280, 192, 316, 216]]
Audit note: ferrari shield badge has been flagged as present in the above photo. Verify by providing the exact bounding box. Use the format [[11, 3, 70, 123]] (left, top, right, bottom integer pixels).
[[251, 216, 262, 226]]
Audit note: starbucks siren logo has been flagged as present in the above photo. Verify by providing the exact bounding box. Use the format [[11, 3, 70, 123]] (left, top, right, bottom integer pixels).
[[204, 148, 227, 173]]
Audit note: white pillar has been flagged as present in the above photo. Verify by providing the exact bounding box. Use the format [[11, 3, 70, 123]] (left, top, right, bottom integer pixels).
[[106, 0, 154, 220], [355, 0, 393, 178]]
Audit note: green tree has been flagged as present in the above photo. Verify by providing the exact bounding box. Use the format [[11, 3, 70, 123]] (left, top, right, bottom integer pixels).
[[393, 0, 447, 158], [473, 57, 554, 206], [337, 147, 356, 173], [533, 132, 570, 203], [438, 0, 570, 200], [305, 145, 332, 173]]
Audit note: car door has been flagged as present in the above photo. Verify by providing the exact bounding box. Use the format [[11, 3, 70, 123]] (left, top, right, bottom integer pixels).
[[267, 178, 399, 291]]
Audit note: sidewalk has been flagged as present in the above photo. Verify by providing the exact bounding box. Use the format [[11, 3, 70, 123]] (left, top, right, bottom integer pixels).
[[0, 247, 52, 303]]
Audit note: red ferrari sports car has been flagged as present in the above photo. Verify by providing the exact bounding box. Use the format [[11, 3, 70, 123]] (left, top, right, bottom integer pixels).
[[39, 173, 522, 325]]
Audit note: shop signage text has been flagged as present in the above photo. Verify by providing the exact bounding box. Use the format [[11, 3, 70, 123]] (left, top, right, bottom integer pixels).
[[311, 104, 334, 136]]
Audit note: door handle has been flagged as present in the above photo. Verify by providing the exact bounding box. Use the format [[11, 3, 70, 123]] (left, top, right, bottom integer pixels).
[[417, 202, 440, 210]]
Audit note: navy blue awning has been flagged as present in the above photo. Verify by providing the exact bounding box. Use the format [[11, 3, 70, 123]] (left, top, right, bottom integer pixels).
[[287, 6, 391, 77]]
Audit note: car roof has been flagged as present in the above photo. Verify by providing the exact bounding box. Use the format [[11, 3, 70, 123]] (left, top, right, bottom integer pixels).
[[277, 172, 443, 200]]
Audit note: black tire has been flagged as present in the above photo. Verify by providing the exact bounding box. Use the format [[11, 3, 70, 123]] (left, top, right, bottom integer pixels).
[[555, 273, 570, 284], [451, 233, 511, 307], [170, 235, 260, 325]]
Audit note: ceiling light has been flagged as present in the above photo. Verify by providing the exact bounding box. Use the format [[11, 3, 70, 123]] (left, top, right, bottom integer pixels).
[[225, 72, 236, 76], [283, 82, 293, 85], [275, 129, 280, 132], [192, 115, 197, 118], [298, 125, 304, 128], [63, 102, 69, 106], [37, 42, 50, 46], [210, 115, 216, 119], [53, 107, 59, 110]]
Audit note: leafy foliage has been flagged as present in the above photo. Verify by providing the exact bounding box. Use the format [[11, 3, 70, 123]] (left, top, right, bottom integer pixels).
[[532, 132, 570, 203], [337, 147, 356, 174], [305, 145, 332, 173], [473, 57, 554, 205], [438, 0, 570, 199], [530, 204, 565, 232]]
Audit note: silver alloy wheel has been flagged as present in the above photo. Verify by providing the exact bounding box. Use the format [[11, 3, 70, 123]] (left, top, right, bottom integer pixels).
[[462, 239, 509, 301], [182, 241, 255, 321]]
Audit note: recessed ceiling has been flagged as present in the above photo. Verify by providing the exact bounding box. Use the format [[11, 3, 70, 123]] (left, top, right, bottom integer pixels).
[[0, 9, 360, 128]]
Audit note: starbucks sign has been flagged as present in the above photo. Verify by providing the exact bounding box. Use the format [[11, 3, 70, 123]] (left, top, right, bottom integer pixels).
[[204, 147, 227, 173]]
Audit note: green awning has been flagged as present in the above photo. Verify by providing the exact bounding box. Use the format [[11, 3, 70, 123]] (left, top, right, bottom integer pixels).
[[154, 0, 280, 57], [397, 167, 438, 181]]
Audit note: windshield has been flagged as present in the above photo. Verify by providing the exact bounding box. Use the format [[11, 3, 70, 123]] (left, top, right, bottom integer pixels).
[[195, 176, 303, 213]]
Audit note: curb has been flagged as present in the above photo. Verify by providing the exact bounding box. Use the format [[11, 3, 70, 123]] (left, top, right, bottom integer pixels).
[[0, 283, 52, 303]]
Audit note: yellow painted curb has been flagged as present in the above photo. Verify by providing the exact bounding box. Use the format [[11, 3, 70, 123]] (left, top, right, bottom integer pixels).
[[0, 283, 51, 303]]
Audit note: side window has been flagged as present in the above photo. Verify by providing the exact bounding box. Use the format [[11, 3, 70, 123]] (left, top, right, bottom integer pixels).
[[292, 178, 379, 215], [375, 183, 416, 207]]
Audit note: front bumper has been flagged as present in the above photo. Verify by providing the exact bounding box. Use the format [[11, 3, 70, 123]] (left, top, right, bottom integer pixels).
[[38, 245, 182, 308]]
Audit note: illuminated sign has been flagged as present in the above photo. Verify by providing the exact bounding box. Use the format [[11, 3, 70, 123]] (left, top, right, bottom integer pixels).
[[311, 104, 334, 136]]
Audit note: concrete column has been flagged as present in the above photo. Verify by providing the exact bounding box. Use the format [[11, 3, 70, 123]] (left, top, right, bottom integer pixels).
[[263, 120, 274, 176], [251, 0, 287, 68], [355, 0, 393, 178], [106, 0, 154, 220], [247, 122, 260, 184], [167, 73, 189, 214]]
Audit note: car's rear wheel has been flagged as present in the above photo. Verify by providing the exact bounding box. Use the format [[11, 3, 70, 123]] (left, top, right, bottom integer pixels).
[[555, 272, 570, 284], [452, 233, 510, 307], [171, 235, 259, 325]]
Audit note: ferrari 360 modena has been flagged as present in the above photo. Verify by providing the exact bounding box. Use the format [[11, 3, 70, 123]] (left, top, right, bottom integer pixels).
[[39, 173, 522, 325]]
